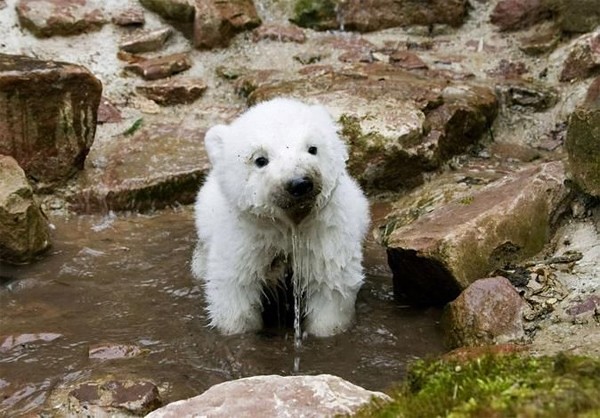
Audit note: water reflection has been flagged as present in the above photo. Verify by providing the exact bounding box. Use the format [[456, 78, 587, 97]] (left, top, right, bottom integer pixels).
[[0, 206, 444, 415]]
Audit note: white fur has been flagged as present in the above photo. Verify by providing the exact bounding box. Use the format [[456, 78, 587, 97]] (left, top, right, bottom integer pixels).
[[191, 98, 370, 337]]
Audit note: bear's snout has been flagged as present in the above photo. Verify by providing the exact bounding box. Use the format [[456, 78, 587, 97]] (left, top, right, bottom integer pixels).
[[286, 176, 314, 198]]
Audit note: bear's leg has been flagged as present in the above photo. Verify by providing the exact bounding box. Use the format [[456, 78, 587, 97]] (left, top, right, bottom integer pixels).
[[204, 279, 263, 334], [304, 284, 358, 337]]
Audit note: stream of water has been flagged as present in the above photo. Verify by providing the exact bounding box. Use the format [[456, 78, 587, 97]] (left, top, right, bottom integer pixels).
[[0, 205, 444, 416]]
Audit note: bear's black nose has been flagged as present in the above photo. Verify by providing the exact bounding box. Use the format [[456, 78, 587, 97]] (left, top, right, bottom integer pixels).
[[286, 177, 314, 198]]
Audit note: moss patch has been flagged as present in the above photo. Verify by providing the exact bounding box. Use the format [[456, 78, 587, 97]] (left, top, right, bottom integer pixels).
[[356, 354, 600, 418], [290, 0, 338, 30]]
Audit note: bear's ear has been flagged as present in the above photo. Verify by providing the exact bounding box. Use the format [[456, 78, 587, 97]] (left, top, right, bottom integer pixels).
[[204, 124, 228, 164]]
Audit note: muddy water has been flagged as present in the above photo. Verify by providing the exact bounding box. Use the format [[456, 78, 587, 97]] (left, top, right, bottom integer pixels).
[[0, 206, 444, 416]]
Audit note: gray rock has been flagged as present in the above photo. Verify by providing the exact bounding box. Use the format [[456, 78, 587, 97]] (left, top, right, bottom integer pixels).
[[0, 54, 102, 186], [442, 277, 526, 348], [0, 155, 50, 264], [145, 374, 390, 418]]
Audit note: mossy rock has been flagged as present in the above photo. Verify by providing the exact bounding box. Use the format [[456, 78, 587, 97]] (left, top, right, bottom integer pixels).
[[290, 0, 338, 30], [566, 107, 600, 197], [357, 353, 600, 417]]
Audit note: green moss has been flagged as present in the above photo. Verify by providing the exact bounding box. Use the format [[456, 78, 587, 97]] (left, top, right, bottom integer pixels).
[[122, 118, 144, 137], [290, 0, 338, 29], [356, 354, 600, 418]]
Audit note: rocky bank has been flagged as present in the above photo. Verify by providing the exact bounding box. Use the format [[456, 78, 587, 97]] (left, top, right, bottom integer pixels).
[[0, 0, 599, 416]]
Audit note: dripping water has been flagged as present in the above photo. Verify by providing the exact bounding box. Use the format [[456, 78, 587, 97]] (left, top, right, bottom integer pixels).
[[291, 229, 307, 372]]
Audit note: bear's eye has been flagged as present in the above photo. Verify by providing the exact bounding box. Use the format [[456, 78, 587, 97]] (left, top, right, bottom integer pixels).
[[254, 156, 269, 168], [308, 146, 318, 155]]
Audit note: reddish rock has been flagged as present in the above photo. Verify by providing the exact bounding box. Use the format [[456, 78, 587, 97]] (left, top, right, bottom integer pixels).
[[145, 375, 389, 418], [193, 0, 261, 49], [389, 50, 428, 70], [135, 78, 207, 105], [252, 23, 306, 43], [119, 28, 173, 53], [566, 295, 600, 316], [112, 7, 146, 26], [139, 0, 195, 22], [124, 53, 192, 80], [16, 0, 106, 38], [68, 380, 161, 416], [383, 162, 568, 305], [442, 278, 527, 348], [0, 54, 102, 185], [490, 0, 551, 31], [292, 0, 468, 32], [487, 59, 528, 78], [72, 119, 216, 212], [560, 32, 600, 82], [97, 97, 122, 124]]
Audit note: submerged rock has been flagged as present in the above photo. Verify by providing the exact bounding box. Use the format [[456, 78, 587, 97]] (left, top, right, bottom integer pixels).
[[382, 161, 569, 306], [16, 0, 106, 38], [442, 277, 526, 348], [146, 374, 390, 417], [0, 53, 102, 186], [0, 155, 50, 264]]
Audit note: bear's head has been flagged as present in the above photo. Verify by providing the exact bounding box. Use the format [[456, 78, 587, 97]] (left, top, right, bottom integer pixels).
[[204, 98, 349, 225]]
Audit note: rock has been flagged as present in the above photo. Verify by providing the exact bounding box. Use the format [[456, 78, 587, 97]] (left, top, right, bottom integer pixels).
[[119, 28, 173, 53], [68, 379, 161, 417], [139, 0, 195, 22], [71, 120, 213, 212], [0, 156, 51, 264], [112, 7, 146, 27], [383, 161, 569, 306], [0, 332, 61, 352], [245, 63, 497, 193], [559, 32, 600, 82], [252, 23, 306, 43], [441, 277, 527, 348], [193, 0, 261, 49], [293, 51, 323, 65], [97, 97, 123, 124], [145, 374, 390, 418], [490, 0, 551, 32], [556, 0, 600, 34], [16, 0, 106, 38], [0, 54, 102, 186], [584, 76, 600, 107], [136, 78, 207, 105], [565, 107, 600, 197], [124, 53, 192, 80], [495, 80, 558, 111], [291, 0, 468, 32], [389, 51, 428, 70], [518, 22, 560, 55]]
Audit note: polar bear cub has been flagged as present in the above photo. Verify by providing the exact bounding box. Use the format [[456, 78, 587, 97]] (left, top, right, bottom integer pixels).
[[191, 98, 369, 337]]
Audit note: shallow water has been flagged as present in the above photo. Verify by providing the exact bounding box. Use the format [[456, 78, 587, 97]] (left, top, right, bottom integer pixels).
[[0, 205, 444, 416]]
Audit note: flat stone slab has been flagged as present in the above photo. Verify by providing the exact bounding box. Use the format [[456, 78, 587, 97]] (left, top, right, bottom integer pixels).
[[146, 374, 390, 418], [382, 161, 569, 305], [119, 27, 173, 53], [136, 78, 207, 105], [124, 53, 192, 80]]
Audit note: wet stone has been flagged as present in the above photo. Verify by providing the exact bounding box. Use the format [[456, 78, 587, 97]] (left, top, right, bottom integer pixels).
[[193, 0, 261, 49], [0, 156, 51, 264], [119, 28, 173, 53], [560, 31, 600, 83], [382, 161, 569, 305], [146, 375, 390, 418], [0, 332, 62, 352], [139, 0, 195, 22], [124, 53, 192, 80], [389, 51, 428, 70], [489, 0, 551, 32], [112, 7, 146, 26], [68, 379, 161, 416], [441, 277, 527, 348], [557, 0, 600, 34], [136, 78, 207, 105], [0, 53, 102, 185], [252, 23, 306, 43], [88, 343, 145, 360], [566, 107, 600, 197], [97, 97, 123, 124], [518, 22, 560, 55], [16, 0, 107, 38], [495, 80, 558, 111]]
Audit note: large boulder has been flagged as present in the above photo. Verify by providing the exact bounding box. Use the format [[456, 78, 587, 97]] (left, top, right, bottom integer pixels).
[[0, 155, 50, 264], [193, 0, 261, 49], [382, 161, 569, 306], [246, 63, 498, 193], [291, 0, 468, 32], [16, 0, 106, 38], [146, 374, 390, 417], [441, 277, 527, 348], [0, 54, 102, 186]]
